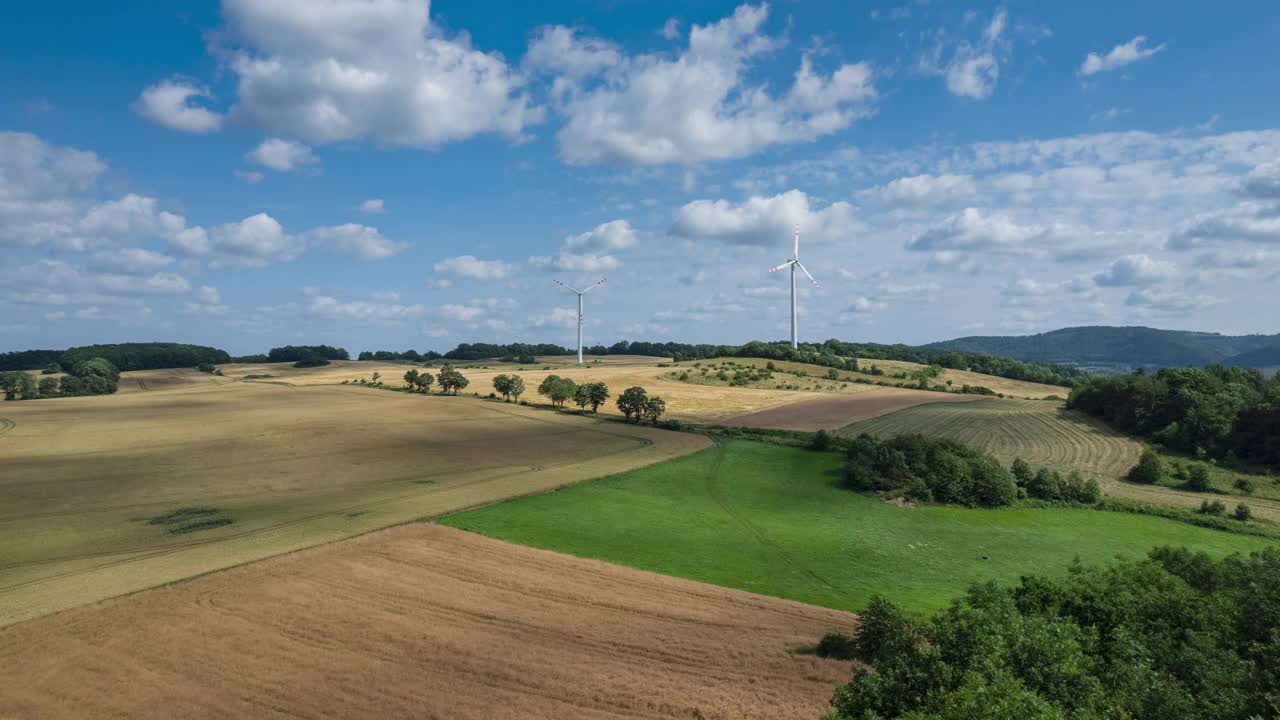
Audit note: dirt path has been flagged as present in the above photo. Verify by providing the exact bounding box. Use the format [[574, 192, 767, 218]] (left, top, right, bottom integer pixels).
[[722, 388, 982, 431], [0, 525, 856, 720]]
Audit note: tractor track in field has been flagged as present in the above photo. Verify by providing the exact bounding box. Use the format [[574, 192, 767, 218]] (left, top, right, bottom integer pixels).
[[702, 436, 846, 603], [0, 419, 14, 437]]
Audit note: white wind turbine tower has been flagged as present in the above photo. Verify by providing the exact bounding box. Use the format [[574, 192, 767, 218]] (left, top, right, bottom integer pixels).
[[554, 278, 606, 365], [768, 224, 819, 349]]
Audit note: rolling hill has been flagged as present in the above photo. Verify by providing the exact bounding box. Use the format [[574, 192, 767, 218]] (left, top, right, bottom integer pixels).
[[928, 326, 1280, 373]]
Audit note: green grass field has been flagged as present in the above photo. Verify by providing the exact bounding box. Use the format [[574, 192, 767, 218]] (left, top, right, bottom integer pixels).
[[443, 440, 1274, 616]]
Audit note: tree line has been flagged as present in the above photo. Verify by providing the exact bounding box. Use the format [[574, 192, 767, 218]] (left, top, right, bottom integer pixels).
[[1, 357, 120, 400], [824, 545, 1280, 720], [1068, 365, 1280, 467], [1, 343, 229, 373]]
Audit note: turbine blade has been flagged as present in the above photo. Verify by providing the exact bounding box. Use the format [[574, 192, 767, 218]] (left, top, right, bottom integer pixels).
[[796, 261, 819, 287], [554, 279, 582, 294], [581, 278, 607, 294], [768, 260, 794, 273]]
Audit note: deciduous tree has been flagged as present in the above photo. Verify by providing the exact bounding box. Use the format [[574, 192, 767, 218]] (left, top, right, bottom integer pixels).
[[616, 386, 648, 422]]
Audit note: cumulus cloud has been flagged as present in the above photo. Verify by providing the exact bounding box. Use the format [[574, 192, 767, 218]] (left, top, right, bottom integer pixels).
[[859, 173, 976, 206], [1125, 286, 1216, 315], [907, 208, 1043, 252], [562, 219, 637, 253], [132, 78, 224, 133], [1, 259, 192, 308], [433, 255, 515, 281], [89, 247, 176, 275], [306, 224, 405, 260], [439, 303, 486, 322], [670, 189, 860, 246], [527, 253, 621, 273], [921, 9, 1008, 100], [1092, 254, 1176, 287], [216, 0, 540, 146], [1169, 202, 1280, 249], [359, 198, 385, 214], [531, 306, 580, 328], [246, 138, 318, 171], [538, 4, 875, 164], [1080, 35, 1165, 76], [308, 293, 426, 321]]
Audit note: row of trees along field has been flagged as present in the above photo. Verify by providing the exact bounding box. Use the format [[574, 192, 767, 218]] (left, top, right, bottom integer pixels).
[[823, 545, 1280, 720], [0, 343, 229, 373], [1068, 365, 1280, 466], [0, 357, 120, 400]]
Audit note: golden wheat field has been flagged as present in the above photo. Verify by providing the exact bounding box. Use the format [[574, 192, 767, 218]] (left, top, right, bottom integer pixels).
[[0, 374, 709, 626]]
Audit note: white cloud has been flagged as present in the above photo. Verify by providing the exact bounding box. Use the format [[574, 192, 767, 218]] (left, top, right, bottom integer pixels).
[[562, 219, 637, 252], [670, 189, 860, 246], [308, 293, 426, 321], [661, 18, 681, 40], [528, 253, 621, 273], [246, 138, 318, 171], [305, 223, 406, 260], [132, 78, 224, 133], [217, 0, 541, 146], [172, 213, 303, 268], [1169, 202, 1280, 249], [1125, 287, 1216, 315], [907, 208, 1043, 251], [847, 296, 887, 313], [859, 173, 976, 206], [89, 247, 176, 274], [433, 255, 515, 280], [1242, 162, 1280, 200], [439, 303, 486, 322], [541, 4, 875, 164], [531, 306, 580, 328], [921, 9, 1007, 100], [1080, 35, 1166, 76], [197, 286, 222, 305], [359, 198, 386, 214], [1092, 254, 1176, 287]]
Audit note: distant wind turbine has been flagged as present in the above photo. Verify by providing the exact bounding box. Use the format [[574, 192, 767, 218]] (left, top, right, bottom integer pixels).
[[768, 224, 819, 349], [554, 278, 606, 365]]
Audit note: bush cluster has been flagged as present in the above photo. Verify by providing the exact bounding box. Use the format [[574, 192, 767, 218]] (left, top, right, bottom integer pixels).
[[843, 433, 1017, 507]]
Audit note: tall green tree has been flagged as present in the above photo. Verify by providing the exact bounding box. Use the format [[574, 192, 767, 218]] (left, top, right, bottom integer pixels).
[[616, 386, 648, 422], [508, 375, 526, 402], [403, 368, 420, 390], [493, 374, 514, 401], [642, 395, 667, 424], [574, 382, 610, 413]]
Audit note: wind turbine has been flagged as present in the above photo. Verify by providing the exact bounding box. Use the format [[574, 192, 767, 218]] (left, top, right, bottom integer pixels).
[[768, 224, 819, 349], [554, 278, 606, 365]]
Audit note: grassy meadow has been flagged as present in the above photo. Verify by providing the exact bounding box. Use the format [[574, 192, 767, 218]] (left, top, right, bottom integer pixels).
[[443, 439, 1274, 615]]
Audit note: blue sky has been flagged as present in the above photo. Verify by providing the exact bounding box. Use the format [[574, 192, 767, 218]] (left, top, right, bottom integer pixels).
[[2, 1, 1278, 355]]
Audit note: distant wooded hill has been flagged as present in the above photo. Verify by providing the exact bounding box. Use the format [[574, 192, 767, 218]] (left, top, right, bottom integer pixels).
[[0, 343, 231, 372], [928, 326, 1280, 372]]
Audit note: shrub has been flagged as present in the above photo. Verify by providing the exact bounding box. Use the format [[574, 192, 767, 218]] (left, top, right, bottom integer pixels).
[[814, 631, 858, 661], [293, 357, 330, 368], [812, 429, 833, 451], [1187, 464, 1211, 492], [1234, 477, 1255, 495], [1199, 499, 1227, 516], [1126, 450, 1164, 484], [196, 363, 216, 373], [1234, 503, 1252, 521]]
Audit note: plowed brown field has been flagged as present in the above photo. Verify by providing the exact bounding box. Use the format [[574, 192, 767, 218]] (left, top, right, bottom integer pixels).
[[0, 525, 856, 720], [722, 388, 983, 431]]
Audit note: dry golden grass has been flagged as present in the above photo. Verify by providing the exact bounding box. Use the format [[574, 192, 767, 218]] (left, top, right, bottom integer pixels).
[[0, 379, 708, 626], [0, 524, 855, 720]]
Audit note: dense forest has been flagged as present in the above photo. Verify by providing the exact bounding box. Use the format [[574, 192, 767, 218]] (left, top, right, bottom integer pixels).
[[1, 343, 229, 373], [356, 349, 443, 361], [827, 546, 1280, 720], [929, 325, 1280, 372], [264, 345, 350, 363], [1068, 366, 1280, 466], [1, 357, 120, 399], [442, 343, 573, 360]]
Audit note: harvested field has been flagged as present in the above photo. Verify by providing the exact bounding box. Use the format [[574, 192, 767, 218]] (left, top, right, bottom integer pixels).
[[722, 388, 981, 431], [840, 398, 1141, 480], [0, 524, 856, 720], [0, 380, 707, 625]]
